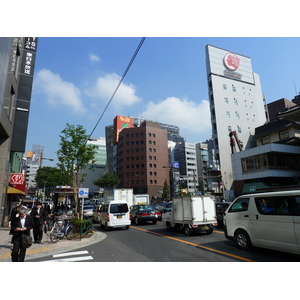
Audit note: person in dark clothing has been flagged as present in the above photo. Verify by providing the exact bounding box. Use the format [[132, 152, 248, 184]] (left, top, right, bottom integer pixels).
[[30, 202, 47, 244], [11, 208, 34, 262]]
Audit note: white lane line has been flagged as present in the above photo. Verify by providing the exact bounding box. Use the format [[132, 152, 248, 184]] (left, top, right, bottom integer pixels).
[[42, 256, 94, 262], [53, 250, 89, 258]]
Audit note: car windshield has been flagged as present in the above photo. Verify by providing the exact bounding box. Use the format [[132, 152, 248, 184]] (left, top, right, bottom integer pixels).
[[110, 203, 129, 213], [139, 205, 155, 211]]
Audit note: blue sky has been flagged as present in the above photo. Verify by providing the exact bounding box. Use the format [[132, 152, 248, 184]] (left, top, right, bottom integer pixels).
[[25, 37, 300, 166]]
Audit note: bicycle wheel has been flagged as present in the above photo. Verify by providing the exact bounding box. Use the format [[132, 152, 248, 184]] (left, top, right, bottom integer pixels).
[[47, 219, 54, 231], [66, 225, 75, 240], [50, 227, 59, 243]]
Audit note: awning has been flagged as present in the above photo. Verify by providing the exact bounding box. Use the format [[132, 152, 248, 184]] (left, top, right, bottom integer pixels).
[[7, 186, 25, 195]]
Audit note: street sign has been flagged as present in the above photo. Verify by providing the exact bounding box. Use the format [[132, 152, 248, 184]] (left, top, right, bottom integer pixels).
[[78, 188, 89, 198], [172, 161, 179, 169]]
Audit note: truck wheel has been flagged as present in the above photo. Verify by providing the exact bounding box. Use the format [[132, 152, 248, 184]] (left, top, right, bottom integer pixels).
[[184, 225, 192, 236], [234, 230, 252, 250]]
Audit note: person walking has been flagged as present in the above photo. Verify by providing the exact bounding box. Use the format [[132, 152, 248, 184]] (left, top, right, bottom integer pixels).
[[30, 201, 47, 244], [11, 207, 34, 262]]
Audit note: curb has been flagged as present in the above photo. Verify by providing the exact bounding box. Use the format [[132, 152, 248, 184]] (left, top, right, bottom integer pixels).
[[0, 229, 107, 262]]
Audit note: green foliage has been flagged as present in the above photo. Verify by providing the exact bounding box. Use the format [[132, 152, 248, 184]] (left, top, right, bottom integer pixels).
[[162, 179, 170, 202], [94, 173, 120, 190], [35, 166, 64, 196], [56, 123, 97, 185]]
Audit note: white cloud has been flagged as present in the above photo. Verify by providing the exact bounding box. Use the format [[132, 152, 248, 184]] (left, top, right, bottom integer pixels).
[[139, 97, 212, 142], [89, 53, 101, 63], [86, 73, 142, 107], [34, 69, 86, 114]]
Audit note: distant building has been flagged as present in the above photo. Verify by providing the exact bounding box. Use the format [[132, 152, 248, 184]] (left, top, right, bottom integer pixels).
[[206, 45, 267, 200], [117, 120, 169, 200], [82, 137, 107, 198], [174, 141, 198, 196], [267, 98, 296, 122]]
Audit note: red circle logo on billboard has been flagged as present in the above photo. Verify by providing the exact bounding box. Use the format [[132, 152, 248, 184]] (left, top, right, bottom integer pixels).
[[224, 53, 240, 71]]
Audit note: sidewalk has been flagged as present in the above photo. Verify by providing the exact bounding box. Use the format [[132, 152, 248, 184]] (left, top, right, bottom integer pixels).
[[0, 227, 106, 262]]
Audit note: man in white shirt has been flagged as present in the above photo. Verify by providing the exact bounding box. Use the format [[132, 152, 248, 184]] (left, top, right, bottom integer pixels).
[[11, 208, 34, 262]]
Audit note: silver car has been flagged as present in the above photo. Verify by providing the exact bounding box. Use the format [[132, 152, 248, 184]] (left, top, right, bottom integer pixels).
[[82, 205, 94, 218]]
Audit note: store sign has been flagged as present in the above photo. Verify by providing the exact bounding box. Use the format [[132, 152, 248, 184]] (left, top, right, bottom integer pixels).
[[223, 52, 242, 80], [10, 173, 24, 185]]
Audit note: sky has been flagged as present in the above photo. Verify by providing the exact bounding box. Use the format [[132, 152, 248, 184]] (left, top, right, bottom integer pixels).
[[25, 37, 300, 167]]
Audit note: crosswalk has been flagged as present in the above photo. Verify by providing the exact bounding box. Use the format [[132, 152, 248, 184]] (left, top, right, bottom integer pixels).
[[41, 250, 94, 262]]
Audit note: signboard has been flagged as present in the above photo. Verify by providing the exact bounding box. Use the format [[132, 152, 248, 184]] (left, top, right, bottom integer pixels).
[[113, 115, 133, 144], [10, 173, 24, 185], [172, 161, 179, 169], [78, 188, 89, 198], [206, 45, 254, 84]]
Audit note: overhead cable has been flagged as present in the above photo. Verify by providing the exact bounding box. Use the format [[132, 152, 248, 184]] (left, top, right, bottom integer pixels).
[[85, 37, 146, 144]]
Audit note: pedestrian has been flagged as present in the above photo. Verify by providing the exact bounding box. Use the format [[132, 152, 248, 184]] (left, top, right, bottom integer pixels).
[[8, 202, 22, 243], [30, 201, 47, 244], [10, 207, 34, 262]]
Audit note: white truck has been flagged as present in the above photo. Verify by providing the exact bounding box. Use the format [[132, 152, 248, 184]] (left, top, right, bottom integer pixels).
[[133, 194, 150, 205], [162, 196, 217, 236], [104, 189, 134, 207]]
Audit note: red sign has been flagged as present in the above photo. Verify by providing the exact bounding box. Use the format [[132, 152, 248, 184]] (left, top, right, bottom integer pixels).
[[10, 173, 24, 185], [113, 115, 133, 144], [223, 53, 240, 71]]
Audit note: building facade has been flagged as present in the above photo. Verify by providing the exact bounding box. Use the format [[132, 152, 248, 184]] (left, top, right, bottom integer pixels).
[[117, 121, 169, 199], [174, 141, 198, 195], [0, 38, 38, 226], [206, 44, 267, 200]]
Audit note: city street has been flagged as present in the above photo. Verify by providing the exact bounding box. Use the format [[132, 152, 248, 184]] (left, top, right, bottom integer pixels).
[[28, 221, 300, 262]]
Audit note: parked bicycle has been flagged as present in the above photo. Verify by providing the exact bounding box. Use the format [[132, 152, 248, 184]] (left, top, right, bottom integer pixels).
[[49, 214, 75, 243]]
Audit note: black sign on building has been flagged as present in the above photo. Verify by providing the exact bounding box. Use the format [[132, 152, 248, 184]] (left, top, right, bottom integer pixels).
[[10, 37, 38, 152]]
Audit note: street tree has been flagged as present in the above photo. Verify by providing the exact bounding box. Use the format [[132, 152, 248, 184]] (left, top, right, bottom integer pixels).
[[162, 179, 170, 202], [56, 123, 96, 216], [94, 173, 120, 194], [35, 166, 64, 199]]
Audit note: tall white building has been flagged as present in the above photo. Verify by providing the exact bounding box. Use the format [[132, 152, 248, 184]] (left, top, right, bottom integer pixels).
[[206, 45, 267, 199]]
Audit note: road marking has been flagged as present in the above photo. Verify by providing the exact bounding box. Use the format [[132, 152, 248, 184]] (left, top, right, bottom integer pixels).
[[131, 226, 255, 262], [42, 256, 94, 262], [53, 250, 89, 258]]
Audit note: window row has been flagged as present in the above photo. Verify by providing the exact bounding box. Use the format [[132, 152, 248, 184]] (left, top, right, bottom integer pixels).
[[261, 129, 289, 145]]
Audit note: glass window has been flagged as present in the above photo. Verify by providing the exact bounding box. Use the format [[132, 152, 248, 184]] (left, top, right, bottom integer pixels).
[[223, 84, 227, 90], [228, 198, 250, 213], [226, 111, 230, 118], [255, 197, 292, 215]]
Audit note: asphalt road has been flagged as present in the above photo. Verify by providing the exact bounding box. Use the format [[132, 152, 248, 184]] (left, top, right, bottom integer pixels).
[[28, 221, 300, 262]]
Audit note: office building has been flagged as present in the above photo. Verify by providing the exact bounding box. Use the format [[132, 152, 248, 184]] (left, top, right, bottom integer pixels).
[[0, 38, 38, 226], [206, 45, 266, 199], [117, 120, 169, 200]]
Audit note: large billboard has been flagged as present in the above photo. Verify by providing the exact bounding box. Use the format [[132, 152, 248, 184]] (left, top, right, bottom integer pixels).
[[113, 115, 133, 143], [206, 45, 254, 84]]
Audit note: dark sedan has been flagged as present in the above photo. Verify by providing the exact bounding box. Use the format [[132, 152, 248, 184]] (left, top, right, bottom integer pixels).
[[130, 204, 162, 225], [215, 202, 230, 227]]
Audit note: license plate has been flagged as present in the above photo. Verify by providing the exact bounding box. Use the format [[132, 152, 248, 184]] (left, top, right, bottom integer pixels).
[[203, 226, 208, 230], [150, 214, 154, 217], [117, 215, 122, 219]]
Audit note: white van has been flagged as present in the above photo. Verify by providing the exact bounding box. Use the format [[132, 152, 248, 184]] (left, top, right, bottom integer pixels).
[[99, 200, 130, 230], [224, 190, 300, 255]]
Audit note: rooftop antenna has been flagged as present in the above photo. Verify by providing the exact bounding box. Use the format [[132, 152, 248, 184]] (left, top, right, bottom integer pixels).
[[294, 82, 298, 96]]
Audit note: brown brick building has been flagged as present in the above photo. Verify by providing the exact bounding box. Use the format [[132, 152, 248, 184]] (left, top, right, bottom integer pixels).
[[117, 121, 169, 200]]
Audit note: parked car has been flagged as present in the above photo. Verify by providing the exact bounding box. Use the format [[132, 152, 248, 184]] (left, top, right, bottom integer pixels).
[[93, 205, 102, 223], [155, 203, 167, 212], [83, 205, 94, 218], [215, 202, 231, 227], [130, 204, 162, 225]]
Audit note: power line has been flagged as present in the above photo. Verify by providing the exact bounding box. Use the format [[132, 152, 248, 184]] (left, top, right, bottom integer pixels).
[[85, 37, 146, 144]]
